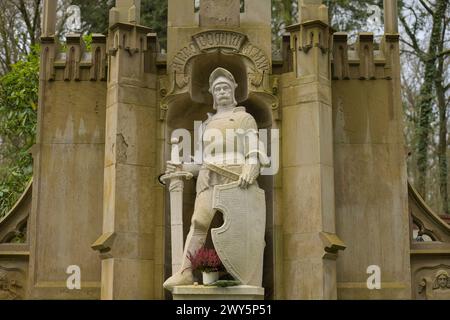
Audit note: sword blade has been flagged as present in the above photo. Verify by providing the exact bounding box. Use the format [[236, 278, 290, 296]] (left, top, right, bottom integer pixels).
[[169, 177, 184, 275]]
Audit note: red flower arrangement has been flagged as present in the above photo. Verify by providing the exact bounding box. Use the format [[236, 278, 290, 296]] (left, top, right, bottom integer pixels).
[[188, 247, 224, 273]]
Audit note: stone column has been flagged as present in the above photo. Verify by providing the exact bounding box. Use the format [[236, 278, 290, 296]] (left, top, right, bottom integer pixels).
[[92, 1, 162, 300], [41, 0, 57, 37], [384, 0, 398, 34], [281, 1, 345, 299]]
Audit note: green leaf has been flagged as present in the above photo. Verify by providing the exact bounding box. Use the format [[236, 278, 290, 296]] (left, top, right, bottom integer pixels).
[[0, 47, 38, 218]]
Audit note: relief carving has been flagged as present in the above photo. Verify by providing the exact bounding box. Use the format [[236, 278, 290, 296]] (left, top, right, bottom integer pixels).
[[417, 268, 450, 300], [0, 267, 24, 300]]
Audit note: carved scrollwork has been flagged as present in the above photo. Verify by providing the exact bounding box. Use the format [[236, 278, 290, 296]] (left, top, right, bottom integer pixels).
[[412, 215, 438, 242], [1, 215, 28, 244]]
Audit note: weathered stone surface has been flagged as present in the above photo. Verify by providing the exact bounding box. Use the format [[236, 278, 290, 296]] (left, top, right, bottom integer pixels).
[[109, 232, 155, 260], [282, 103, 333, 167], [334, 143, 411, 299], [283, 233, 323, 260], [107, 84, 157, 108], [280, 79, 332, 109], [43, 82, 106, 144], [200, 0, 240, 27], [332, 80, 402, 145], [283, 258, 335, 299], [28, 144, 103, 299], [168, 0, 196, 27], [240, 0, 271, 26], [104, 103, 156, 167], [101, 258, 154, 300], [103, 164, 155, 234], [283, 166, 321, 234]]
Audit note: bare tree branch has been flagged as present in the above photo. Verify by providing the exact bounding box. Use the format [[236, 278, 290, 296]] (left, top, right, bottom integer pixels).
[[399, 12, 427, 60], [419, 0, 435, 16], [436, 49, 450, 57]]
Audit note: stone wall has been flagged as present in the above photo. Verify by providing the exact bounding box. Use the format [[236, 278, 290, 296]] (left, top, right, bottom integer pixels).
[[332, 34, 412, 299], [27, 34, 107, 299]]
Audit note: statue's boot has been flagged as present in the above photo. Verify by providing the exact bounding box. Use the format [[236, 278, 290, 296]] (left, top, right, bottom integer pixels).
[[163, 270, 193, 291], [163, 228, 207, 291]]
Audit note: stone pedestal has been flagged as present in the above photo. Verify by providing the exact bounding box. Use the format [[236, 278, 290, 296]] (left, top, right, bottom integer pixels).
[[172, 286, 265, 300]]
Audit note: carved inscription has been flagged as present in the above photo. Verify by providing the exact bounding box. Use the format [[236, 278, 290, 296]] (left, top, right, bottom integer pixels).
[[241, 43, 270, 71], [171, 43, 200, 75], [169, 30, 270, 90], [193, 31, 247, 52]]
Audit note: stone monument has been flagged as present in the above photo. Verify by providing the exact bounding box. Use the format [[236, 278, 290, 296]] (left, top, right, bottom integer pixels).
[[1, 0, 450, 301]]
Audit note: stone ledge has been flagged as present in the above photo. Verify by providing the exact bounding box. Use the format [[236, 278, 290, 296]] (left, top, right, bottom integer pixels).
[[172, 285, 265, 300]]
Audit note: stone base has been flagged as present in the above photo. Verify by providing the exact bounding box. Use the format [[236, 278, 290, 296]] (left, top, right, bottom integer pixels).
[[172, 285, 265, 300]]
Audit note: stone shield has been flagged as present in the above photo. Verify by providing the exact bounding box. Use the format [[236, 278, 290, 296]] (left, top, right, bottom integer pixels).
[[211, 182, 266, 287]]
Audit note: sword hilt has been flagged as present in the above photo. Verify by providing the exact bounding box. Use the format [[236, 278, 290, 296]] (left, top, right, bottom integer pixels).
[[158, 137, 193, 185], [159, 171, 193, 186]]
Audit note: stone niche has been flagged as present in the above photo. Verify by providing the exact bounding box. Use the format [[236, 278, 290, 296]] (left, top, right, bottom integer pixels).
[[163, 41, 276, 298]]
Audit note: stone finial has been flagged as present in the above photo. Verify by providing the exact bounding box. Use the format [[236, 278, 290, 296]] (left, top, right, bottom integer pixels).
[[200, 0, 240, 27], [383, 0, 398, 33], [128, 4, 140, 24], [42, 0, 57, 37], [298, 0, 328, 24], [109, 0, 141, 26]]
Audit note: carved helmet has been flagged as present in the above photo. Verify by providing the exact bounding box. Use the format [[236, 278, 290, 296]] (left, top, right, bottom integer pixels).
[[209, 67, 238, 92], [209, 68, 238, 109]]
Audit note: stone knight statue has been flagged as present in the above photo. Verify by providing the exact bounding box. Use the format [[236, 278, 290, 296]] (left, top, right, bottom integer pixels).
[[163, 68, 269, 291]]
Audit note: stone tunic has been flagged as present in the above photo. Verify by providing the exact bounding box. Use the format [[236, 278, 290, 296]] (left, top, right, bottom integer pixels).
[[196, 106, 260, 195]]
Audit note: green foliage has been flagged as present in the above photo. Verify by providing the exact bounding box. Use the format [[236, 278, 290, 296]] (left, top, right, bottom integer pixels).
[[83, 34, 93, 51], [72, 0, 168, 50], [70, 0, 114, 34], [142, 0, 168, 50], [0, 47, 38, 218], [272, 0, 298, 53]]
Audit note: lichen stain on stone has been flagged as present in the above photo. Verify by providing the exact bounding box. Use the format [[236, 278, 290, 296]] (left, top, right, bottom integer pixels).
[[117, 133, 129, 162]]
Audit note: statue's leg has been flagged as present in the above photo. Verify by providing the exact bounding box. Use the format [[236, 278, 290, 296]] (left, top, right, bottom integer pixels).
[[163, 189, 215, 290], [180, 189, 215, 271]]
